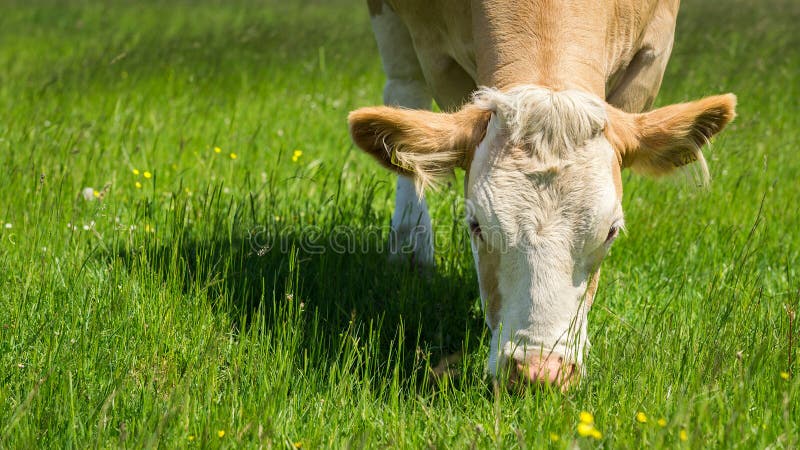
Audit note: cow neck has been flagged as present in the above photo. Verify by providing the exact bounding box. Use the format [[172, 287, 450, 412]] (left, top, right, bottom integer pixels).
[[472, 0, 617, 96]]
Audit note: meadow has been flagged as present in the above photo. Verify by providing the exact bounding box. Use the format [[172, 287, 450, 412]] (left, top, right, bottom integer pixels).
[[0, 0, 798, 448]]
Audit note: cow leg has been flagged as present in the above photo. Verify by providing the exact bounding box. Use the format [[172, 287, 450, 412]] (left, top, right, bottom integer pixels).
[[369, 2, 435, 267], [606, 7, 678, 113]]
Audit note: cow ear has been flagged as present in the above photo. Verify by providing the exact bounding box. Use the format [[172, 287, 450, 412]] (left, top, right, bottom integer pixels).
[[348, 105, 491, 193], [606, 94, 736, 179]]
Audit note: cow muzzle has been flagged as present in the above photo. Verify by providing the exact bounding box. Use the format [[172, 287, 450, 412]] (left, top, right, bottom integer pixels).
[[507, 353, 578, 390]]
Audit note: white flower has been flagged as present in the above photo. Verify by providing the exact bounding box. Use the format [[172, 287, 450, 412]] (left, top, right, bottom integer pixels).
[[82, 187, 97, 201], [4, 223, 11, 229]]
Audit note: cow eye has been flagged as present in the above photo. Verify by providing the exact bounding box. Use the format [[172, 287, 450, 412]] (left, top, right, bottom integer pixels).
[[468, 219, 483, 241], [605, 225, 620, 243]]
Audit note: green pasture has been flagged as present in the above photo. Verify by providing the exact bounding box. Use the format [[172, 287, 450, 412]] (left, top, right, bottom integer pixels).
[[0, 0, 798, 448]]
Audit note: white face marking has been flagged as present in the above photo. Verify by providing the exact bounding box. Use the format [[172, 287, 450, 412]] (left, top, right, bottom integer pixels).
[[465, 86, 624, 376]]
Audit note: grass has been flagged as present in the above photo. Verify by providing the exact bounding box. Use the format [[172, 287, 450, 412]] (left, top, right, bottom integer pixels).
[[0, 0, 798, 448]]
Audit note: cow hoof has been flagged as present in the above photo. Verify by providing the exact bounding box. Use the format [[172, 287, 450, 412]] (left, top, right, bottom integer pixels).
[[429, 351, 463, 382]]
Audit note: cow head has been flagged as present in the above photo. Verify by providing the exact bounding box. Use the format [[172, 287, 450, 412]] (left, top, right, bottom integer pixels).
[[349, 86, 735, 388]]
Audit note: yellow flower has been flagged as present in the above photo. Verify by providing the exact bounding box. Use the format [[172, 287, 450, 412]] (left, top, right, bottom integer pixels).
[[579, 411, 594, 424], [591, 429, 602, 440], [549, 433, 560, 442], [143, 171, 152, 179], [144, 224, 155, 233], [132, 169, 140, 175], [229, 152, 238, 160], [135, 181, 142, 189], [188, 435, 195, 441], [780, 371, 790, 380], [93, 190, 100, 198], [292, 149, 303, 162], [293, 442, 302, 448], [214, 146, 222, 153], [218, 430, 225, 438], [636, 411, 648, 423], [657, 418, 667, 427], [679, 429, 688, 442], [577, 422, 594, 437]]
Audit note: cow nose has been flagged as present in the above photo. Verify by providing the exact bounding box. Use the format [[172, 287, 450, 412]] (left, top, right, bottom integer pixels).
[[509, 354, 577, 390]]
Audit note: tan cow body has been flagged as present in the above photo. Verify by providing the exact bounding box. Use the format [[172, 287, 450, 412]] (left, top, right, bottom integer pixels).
[[372, 0, 678, 111], [350, 0, 736, 388]]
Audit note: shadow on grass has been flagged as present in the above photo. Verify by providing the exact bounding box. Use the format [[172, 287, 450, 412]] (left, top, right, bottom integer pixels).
[[113, 222, 485, 382]]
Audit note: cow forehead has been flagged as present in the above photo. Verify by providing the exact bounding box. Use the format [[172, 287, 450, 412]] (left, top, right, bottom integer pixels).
[[471, 86, 608, 159], [465, 86, 620, 249], [467, 85, 612, 192], [468, 145, 617, 241]]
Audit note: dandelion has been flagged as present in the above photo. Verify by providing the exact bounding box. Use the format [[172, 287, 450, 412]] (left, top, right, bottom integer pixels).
[[229, 152, 238, 160], [292, 149, 303, 162], [577, 422, 595, 437], [217, 430, 225, 438], [214, 146, 222, 153], [143, 171, 152, 179], [780, 371, 790, 380], [636, 411, 648, 424], [549, 433, 560, 442], [188, 435, 195, 441], [293, 442, 302, 448], [679, 429, 688, 442], [577, 415, 602, 439], [135, 181, 142, 189], [132, 169, 140, 175], [657, 418, 667, 427]]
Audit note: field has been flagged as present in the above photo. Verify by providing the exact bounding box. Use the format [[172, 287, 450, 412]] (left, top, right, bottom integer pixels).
[[1, 0, 798, 448]]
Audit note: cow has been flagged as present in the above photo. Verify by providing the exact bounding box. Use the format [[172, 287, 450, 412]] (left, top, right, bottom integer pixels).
[[348, 0, 736, 389]]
